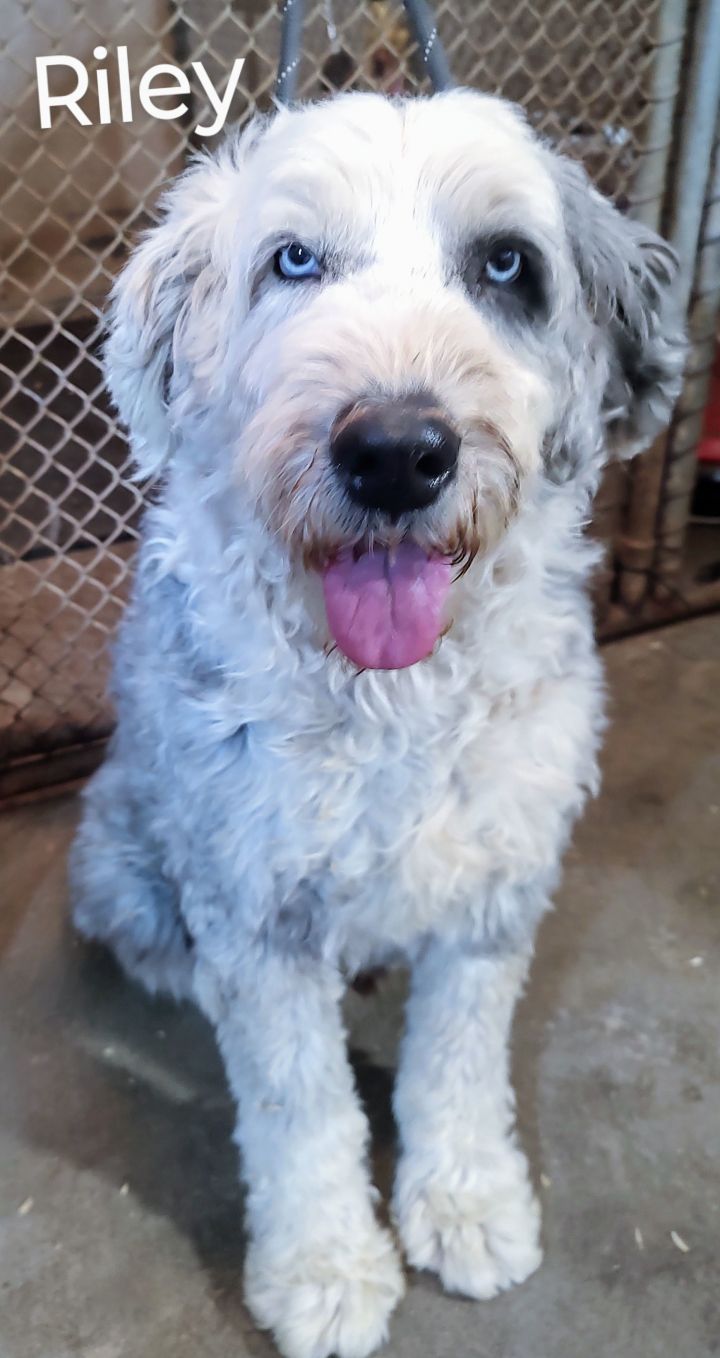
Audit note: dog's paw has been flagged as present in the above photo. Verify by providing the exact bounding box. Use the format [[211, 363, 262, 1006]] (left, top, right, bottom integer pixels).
[[393, 1156, 542, 1300], [244, 1224, 405, 1358]]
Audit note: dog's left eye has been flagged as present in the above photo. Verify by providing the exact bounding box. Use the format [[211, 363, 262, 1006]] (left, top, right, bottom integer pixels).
[[274, 242, 322, 280], [484, 247, 524, 285]]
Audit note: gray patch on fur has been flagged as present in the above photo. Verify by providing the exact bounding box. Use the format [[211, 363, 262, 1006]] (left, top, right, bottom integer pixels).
[[548, 154, 685, 468]]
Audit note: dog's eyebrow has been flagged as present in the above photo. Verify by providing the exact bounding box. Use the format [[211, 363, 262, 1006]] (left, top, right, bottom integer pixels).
[[461, 228, 548, 263]]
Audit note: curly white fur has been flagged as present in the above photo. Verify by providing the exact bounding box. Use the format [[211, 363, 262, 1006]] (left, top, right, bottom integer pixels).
[[70, 90, 683, 1358]]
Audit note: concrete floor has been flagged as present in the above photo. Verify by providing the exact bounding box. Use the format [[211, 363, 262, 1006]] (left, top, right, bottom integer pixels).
[[1, 616, 719, 1358]]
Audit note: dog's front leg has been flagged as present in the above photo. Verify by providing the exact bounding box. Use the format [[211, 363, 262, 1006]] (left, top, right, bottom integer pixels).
[[194, 947, 404, 1358], [392, 938, 542, 1299]]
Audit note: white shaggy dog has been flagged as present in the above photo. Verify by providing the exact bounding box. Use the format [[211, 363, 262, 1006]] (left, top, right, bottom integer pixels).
[[71, 90, 683, 1358]]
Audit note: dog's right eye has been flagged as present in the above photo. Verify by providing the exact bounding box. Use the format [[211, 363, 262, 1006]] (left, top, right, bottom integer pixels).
[[274, 242, 322, 281]]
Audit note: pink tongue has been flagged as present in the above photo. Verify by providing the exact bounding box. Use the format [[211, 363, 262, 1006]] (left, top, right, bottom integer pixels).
[[322, 544, 452, 670]]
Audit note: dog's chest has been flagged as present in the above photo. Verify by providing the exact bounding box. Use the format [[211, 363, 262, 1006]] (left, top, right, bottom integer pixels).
[[242, 663, 601, 963]]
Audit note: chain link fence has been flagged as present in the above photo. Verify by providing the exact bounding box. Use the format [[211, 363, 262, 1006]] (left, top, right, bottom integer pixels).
[[1, 0, 716, 792]]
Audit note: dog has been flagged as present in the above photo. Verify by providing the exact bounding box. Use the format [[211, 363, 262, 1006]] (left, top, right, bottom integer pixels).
[[70, 89, 684, 1358]]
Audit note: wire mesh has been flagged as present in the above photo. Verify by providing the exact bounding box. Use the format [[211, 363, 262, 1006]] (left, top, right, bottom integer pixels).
[[0, 0, 669, 770]]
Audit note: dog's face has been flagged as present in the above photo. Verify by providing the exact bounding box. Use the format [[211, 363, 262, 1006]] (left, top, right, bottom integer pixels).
[[108, 91, 683, 669]]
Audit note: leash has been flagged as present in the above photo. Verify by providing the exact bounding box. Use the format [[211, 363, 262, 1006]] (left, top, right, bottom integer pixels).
[[276, 0, 453, 103], [401, 0, 453, 93]]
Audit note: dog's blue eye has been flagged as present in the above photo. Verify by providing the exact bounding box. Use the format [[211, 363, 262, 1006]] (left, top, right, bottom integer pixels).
[[485, 247, 523, 285], [275, 242, 322, 280]]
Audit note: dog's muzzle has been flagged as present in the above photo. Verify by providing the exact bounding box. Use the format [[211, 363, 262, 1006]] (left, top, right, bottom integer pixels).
[[330, 395, 460, 520]]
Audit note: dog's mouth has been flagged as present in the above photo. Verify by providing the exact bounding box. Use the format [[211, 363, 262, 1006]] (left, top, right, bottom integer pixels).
[[322, 542, 453, 670]]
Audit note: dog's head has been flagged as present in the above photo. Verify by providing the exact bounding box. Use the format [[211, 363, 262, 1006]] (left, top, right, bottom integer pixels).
[[107, 91, 683, 670]]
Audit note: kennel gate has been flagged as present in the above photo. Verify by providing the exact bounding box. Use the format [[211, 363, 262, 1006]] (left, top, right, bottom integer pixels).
[[1, 0, 719, 797]]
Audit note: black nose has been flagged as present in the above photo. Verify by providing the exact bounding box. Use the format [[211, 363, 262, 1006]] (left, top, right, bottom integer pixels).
[[330, 397, 460, 518]]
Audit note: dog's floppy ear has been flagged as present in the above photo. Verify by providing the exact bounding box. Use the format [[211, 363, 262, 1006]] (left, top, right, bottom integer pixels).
[[104, 160, 227, 480], [104, 114, 273, 478], [555, 157, 685, 459]]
